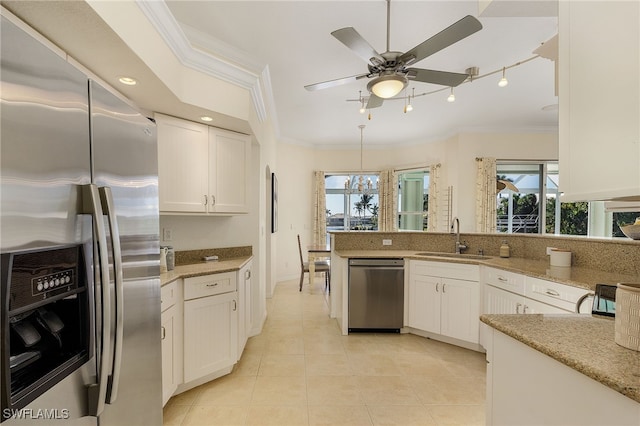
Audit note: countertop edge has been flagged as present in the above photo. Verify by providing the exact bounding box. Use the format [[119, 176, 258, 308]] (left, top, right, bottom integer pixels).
[[160, 256, 253, 286], [480, 314, 640, 404]]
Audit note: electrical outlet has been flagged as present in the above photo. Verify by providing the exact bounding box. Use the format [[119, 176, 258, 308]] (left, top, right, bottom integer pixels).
[[163, 228, 173, 241], [382, 239, 392, 246]]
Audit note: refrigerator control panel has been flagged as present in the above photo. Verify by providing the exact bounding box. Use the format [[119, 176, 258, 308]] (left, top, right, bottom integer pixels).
[[3, 245, 85, 313]]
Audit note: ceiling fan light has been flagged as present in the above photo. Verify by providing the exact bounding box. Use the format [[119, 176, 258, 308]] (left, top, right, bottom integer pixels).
[[498, 67, 509, 87], [447, 87, 455, 102], [367, 75, 407, 99]]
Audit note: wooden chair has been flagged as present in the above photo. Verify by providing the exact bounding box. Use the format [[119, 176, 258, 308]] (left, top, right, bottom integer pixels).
[[297, 234, 330, 292]]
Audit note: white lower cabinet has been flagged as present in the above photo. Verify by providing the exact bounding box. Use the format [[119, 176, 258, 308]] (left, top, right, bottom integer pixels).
[[408, 261, 480, 344], [161, 280, 182, 407], [485, 327, 640, 425], [183, 273, 238, 383], [237, 260, 252, 357], [482, 267, 592, 315]]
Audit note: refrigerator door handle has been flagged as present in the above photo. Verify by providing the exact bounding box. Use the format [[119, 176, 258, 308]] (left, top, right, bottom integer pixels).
[[99, 186, 124, 404], [81, 184, 112, 417]]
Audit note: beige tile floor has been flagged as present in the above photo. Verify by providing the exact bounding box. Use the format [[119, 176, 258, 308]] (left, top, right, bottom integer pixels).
[[163, 277, 487, 426]]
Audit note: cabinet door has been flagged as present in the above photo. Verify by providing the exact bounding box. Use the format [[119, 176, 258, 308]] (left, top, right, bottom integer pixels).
[[559, 1, 640, 201], [483, 284, 525, 315], [237, 262, 252, 357], [441, 278, 480, 344], [208, 128, 251, 213], [161, 305, 177, 406], [156, 114, 208, 212], [408, 275, 440, 333], [183, 291, 238, 382]]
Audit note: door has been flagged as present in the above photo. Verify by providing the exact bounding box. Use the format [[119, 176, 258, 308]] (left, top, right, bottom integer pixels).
[[208, 128, 251, 213], [90, 82, 162, 425], [408, 275, 440, 333], [483, 285, 525, 315], [1, 14, 97, 425], [156, 114, 208, 212], [440, 278, 480, 343], [184, 292, 238, 382], [161, 306, 176, 406]]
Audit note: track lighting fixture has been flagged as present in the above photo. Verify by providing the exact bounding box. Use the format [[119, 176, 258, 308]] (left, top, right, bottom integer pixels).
[[498, 67, 509, 87], [447, 87, 456, 102]]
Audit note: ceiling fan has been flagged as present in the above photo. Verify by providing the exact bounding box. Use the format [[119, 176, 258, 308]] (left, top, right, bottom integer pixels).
[[304, 0, 483, 109]]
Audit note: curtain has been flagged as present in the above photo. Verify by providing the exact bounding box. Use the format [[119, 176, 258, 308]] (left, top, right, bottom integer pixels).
[[427, 163, 441, 232], [378, 169, 398, 231], [475, 157, 497, 233], [312, 171, 327, 245]]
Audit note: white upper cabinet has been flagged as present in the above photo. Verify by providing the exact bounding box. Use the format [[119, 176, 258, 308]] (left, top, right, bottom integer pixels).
[[208, 127, 251, 213], [157, 114, 208, 213], [558, 1, 640, 201], [156, 113, 251, 214]]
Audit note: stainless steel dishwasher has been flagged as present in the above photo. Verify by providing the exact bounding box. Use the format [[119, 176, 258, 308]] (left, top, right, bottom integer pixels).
[[348, 258, 404, 332]]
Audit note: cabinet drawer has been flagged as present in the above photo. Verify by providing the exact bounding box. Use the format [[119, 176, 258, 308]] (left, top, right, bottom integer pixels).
[[482, 267, 525, 295], [410, 260, 479, 281], [184, 272, 236, 300], [525, 276, 591, 313], [161, 281, 178, 312]]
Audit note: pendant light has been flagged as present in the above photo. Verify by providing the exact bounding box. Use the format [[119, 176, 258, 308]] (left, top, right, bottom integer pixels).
[[498, 67, 509, 87]]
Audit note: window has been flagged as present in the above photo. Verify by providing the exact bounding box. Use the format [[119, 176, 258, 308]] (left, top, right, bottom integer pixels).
[[325, 174, 379, 234], [497, 161, 639, 237], [397, 169, 429, 231]]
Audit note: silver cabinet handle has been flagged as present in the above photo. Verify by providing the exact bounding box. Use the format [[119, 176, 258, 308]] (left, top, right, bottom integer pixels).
[[442, 283, 446, 293], [233, 300, 237, 311], [523, 305, 528, 314], [245, 270, 251, 280], [211, 195, 216, 206], [99, 186, 123, 404], [516, 303, 522, 314], [204, 195, 208, 205], [498, 276, 508, 282], [81, 184, 111, 417], [206, 283, 219, 287], [545, 289, 560, 297], [161, 326, 166, 340], [436, 283, 439, 292]]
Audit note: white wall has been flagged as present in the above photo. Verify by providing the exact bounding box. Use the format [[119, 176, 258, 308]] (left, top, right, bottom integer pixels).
[[275, 131, 557, 282]]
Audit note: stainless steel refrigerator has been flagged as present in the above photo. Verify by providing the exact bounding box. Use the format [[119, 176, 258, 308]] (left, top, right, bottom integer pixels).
[[1, 10, 162, 425]]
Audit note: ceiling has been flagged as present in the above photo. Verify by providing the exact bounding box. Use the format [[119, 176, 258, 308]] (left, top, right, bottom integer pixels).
[[2, 1, 559, 149]]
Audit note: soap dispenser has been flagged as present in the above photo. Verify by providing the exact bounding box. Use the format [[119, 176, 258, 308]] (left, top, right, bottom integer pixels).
[[499, 240, 510, 258]]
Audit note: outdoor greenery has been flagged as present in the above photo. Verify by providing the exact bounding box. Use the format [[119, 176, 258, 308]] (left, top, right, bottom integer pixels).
[[545, 198, 588, 235], [353, 193, 378, 230]]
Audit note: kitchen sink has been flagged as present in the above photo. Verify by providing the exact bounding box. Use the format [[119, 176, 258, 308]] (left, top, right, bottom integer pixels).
[[414, 252, 492, 260]]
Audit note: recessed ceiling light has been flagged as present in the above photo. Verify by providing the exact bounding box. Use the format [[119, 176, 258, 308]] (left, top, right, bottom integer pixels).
[[118, 77, 137, 86], [200, 116, 213, 122]]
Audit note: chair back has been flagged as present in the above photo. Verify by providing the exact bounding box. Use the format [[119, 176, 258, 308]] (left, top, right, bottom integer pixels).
[[297, 234, 304, 267]]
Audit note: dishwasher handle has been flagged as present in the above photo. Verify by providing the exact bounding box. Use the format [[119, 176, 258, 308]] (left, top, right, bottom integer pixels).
[[349, 258, 404, 267]]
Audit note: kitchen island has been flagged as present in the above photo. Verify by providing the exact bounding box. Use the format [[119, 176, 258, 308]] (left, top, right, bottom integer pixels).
[[480, 314, 640, 425]]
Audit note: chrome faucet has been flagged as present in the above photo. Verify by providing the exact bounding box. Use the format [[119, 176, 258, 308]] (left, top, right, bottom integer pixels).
[[450, 217, 467, 254]]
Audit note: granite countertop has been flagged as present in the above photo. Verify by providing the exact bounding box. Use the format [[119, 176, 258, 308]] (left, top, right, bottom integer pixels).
[[334, 250, 640, 292], [160, 256, 252, 286], [480, 314, 640, 404]]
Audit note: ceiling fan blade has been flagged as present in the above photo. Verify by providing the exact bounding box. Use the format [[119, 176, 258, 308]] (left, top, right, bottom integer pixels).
[[399, 15, 482, 66], [406, 68, 469, 87], [331, 27, 383, 64], [304, 73, 369, 91], [366, 94, 384, 109]]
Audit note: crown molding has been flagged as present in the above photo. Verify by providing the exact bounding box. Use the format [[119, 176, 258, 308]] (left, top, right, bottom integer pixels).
[[136, 0, 269, 122]]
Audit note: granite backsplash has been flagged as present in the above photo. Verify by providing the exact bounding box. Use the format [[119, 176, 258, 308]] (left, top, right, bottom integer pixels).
[[332, 232, 640, 276]]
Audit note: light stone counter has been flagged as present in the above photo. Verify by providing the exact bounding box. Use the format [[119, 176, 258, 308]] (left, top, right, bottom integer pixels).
[[160, 256, 252, 287], [480, 313, 640, 404]]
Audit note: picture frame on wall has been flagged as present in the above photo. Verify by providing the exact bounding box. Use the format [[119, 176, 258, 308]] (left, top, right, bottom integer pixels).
[[271, 172, 278, 233]]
